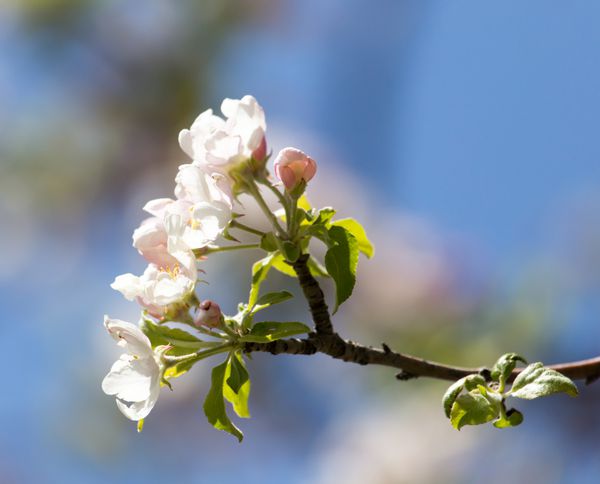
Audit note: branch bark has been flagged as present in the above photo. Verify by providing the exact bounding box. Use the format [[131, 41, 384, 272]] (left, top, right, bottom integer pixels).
[[244, 254, 600, 384]]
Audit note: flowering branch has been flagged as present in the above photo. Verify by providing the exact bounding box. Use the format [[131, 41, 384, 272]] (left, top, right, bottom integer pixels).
[[102, 95, 589, 439]]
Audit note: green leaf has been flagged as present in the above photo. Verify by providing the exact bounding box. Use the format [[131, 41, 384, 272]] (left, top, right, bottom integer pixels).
[[493, 408, 524, 428], [307, 257, 329, 277], [442, 374, 486, 418], [311, 207, 336, 227], [249, 254, 275, 307], [271, 252, 329, 278], [240, 321, 311, 343], [509, 362, 579, 399], [325, 225, 359, 313], [281, 241, 300, 262], [252, 291, 294, 312], [297, 194, 311, 212], [271, 253, 297, 277], [260, 232, 278, 252], [491, 353, 527, 388], [141, 319, 210, 350], [223, 353, 251, 418], [164, 358, 197, 380], [450, 391, 499, 430], [331, 218, 374, 258], [203, 359, 243, 442]]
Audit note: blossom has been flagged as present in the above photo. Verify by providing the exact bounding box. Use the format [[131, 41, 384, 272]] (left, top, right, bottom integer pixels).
[[133, 165, 233, 258], [193, 300, 223, 328], [101, 316, 161, 421], [178, 95, 267, 175], [132, 213, 180, 268], [274, 147, 317, 191], [173, 164, 233, 247], [112, 220, 197, 316]]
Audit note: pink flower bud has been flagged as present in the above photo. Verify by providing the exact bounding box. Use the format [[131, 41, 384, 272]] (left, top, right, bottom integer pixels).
[[252, 136, 267, 162], [273, 147, 317, 191], [193, 300, 223, 328]]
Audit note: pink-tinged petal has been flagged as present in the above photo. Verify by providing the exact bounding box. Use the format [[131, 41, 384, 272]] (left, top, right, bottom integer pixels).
[[252, 136, 267, 161], [278, 165, 297, 190], [273, 147, 317, 190], [143, 198, 174, 217]]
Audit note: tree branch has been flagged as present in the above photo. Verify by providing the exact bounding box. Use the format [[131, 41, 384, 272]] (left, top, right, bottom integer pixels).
[[291, 254, 334, 335], [244, 253, 600, 384]]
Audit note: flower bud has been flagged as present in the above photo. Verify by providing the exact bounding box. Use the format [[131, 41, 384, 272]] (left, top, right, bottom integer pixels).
[[273, 147, 317, 192], [193, 300, 223, 328], [252, 136, 267, 162]]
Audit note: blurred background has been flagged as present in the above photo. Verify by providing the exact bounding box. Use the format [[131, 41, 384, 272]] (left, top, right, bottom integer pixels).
[[2, 1, 600, 482]]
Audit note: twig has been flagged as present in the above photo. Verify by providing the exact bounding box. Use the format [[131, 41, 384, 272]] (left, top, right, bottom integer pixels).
[[243, 252, 600, 384]]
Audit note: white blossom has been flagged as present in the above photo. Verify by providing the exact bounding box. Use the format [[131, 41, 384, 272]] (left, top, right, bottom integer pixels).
[[112, 221, 197, 316], [178, 95, 267, 174], [101, 316, 161, 421]]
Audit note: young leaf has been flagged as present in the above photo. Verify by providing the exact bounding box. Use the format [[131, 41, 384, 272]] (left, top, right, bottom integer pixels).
[[281, 241, 300, 262], [240, 321, 311, 343], [203, 359, 243, 442], [271, 253, 297, 277], [271, 252, 329, 278], [249, 254, 275, 307], [307, 257, 329, 277], [311, 207, 336, 227], [260, 232, 278, 252], [509, 362, 578, 399], [253, 291, 294, 312], [297, 194, 311, 211], [493, 408, 524, 428], [325, 226, 359, 313], [490, 353, 527, 388], [164, 358, 197, 380], [450, 391, 499, 430], [224, 353, 251, 418], [331, 218, 374, 258], [141, 319, 210, 350], [442, 374, 486, 418]]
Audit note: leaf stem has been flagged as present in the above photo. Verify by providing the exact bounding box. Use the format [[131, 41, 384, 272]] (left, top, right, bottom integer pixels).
[[230, 220, 266, 237], [204, 244, 260, 254], [246, 181, 287, 239]]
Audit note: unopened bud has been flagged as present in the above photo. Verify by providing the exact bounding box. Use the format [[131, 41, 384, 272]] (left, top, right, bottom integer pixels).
[[193, 300, 223, 328], [273, 147, 317, 192], [252, 136, 267, 162]]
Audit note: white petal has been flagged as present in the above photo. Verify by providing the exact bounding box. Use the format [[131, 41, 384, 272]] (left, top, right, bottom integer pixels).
[[178, 129, 194, 158], [143, 198, 174, 217], [115, 380, 160, 421], [101, 355, 157, 402], [111, 274, 143, 301], [104, 316, 153, 357], [150, 274, 193, 305]]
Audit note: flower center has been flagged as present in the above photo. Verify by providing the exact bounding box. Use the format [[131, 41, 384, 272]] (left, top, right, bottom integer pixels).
[[159, 264, 181, 279]]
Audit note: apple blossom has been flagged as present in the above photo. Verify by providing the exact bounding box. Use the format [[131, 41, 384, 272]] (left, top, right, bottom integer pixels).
[[274, 147, 317, 191], [132, 216, 180, 268], [178, 95, 267, 176], [101, 316, 161, 421], [112, 221, 197, 317]]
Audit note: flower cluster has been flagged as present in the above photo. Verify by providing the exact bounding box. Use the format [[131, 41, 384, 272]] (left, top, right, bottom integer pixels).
[[102, 95, 320, 427]]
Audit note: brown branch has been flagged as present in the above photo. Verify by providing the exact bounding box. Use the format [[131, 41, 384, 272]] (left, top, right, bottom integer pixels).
[[291, 254, 334, 335], [244, 334, 600, 382], [243, 253, 600, 384]]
